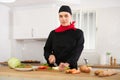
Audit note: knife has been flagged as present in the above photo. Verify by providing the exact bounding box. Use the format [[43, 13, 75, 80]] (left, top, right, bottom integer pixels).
[[53, 62, 58, 67]]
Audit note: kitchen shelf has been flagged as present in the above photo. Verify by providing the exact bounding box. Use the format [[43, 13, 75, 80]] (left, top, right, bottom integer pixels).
[[15, 38, 47, 41]]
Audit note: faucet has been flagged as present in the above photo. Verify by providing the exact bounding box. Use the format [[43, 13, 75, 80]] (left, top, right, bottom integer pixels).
[[84, 58, 88, 65]]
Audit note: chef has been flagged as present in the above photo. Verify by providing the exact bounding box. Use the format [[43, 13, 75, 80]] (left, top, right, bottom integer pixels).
[[44, 5, 84, 70]]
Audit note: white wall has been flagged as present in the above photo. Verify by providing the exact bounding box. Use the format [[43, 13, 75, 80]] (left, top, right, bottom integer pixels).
[[96, 7, 120, 64], [11, 40, 46, 62], [0, 5, 11, 62]]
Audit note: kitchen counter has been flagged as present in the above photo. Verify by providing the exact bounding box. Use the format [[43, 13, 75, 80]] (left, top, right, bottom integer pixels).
[[0, 66, 120, 80], [91, 64, 120, 69]]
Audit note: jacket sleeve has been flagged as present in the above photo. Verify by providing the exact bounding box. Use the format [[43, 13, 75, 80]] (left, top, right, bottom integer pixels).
[[44, 31, 53, 62], [67, 30, 84, 68]]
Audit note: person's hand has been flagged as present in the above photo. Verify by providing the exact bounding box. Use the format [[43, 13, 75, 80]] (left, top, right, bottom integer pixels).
[[48, 55, 56, 64], [59, 62, 69, 71]]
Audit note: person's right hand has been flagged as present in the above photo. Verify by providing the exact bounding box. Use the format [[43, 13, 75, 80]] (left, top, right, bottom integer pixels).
[[59, 62, 69, 71], [48, 55, 56, 64]]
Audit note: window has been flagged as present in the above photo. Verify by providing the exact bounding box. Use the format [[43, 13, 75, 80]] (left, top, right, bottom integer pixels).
[[72, 10, 96, 49]]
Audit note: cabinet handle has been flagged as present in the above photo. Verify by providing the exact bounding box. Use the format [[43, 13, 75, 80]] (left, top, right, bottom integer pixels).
[[31, 28, 34, 37]]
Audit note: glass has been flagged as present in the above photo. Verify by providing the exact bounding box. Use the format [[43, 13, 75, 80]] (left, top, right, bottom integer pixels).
[[106, 52, 111, 65]]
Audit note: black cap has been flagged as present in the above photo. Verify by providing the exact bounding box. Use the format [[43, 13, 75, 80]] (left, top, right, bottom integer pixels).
[[59, 5, 72, 15]]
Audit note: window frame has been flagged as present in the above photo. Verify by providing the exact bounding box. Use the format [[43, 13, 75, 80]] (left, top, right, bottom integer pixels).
[[72, 10, 96, 51]]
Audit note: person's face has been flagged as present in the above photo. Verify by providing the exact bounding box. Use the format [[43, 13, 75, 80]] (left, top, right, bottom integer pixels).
[[59, 12, 72, 26]]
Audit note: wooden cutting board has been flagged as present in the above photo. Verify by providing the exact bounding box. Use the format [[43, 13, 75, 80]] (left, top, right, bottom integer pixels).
[[0, 66, 120, 80]]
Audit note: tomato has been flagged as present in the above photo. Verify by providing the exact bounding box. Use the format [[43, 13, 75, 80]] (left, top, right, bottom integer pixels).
[[38, 66, 48, 69]]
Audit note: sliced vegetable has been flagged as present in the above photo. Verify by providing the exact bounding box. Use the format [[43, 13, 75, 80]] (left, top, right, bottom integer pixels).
[[38, 66, 48, 69], [16, 63, 26, 68], [66, 69, 80, 74], [52, 67, 59, 70], [40, 63, 48, 66]]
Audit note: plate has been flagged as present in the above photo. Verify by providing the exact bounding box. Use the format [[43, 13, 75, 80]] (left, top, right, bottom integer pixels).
[[15, 68, 33, 71], [32, 66, 39, 69]]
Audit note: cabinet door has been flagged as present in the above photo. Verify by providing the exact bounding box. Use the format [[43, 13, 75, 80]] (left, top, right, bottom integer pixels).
[[33, 7, 59, 38], [13, 25, 32, 39], [13, 10, 32, 39]]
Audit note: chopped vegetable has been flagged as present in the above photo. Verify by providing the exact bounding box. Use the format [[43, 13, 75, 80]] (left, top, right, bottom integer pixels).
[[38, 66, 48, 69], [64, 66, 70, 70], [16, 64, 32, 68], [40, 63, 49, 66], [52, 67, 59, 70], [66, 69, 80, 74]]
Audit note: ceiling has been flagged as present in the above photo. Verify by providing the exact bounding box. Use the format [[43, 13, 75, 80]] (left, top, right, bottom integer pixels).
[[0, 0, 120, 8]]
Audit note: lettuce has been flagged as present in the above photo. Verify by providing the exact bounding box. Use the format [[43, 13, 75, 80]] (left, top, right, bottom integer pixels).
[[8, 57, 21, 68]]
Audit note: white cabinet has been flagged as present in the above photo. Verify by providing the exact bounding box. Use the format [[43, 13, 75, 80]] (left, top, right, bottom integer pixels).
[[13, 7, 59, 39]]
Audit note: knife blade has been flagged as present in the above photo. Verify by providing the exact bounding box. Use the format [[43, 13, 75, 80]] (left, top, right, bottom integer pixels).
[[53, 62, 58, 67]]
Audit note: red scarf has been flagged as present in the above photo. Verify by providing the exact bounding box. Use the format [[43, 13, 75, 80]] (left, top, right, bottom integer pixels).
[[55, 21, 76, 32]]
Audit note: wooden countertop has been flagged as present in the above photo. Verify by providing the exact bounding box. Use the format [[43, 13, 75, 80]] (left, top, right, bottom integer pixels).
[[91, 64, 120, 69], [0, 66, 120, 80]]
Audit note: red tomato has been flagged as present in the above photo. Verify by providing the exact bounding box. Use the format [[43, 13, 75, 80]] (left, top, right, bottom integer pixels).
[[38, 66, 48, 69]]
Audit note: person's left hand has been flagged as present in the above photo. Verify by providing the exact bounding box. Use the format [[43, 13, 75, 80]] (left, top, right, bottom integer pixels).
[[59, 62, 69, 71]]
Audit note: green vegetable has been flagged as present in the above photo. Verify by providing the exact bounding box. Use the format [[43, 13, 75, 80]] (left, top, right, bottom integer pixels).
[[47, 67, 52, 70], [64, 66, 70, 70], [16, 63, 25, 68], [8, 57, 21, 68], [40, 63, 48, 66]]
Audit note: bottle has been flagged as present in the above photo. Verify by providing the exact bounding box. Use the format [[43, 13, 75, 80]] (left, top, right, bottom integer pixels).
[[110, 56, 113, 66], [114, 58, 116, 66], [106, 52, 111, 65]]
